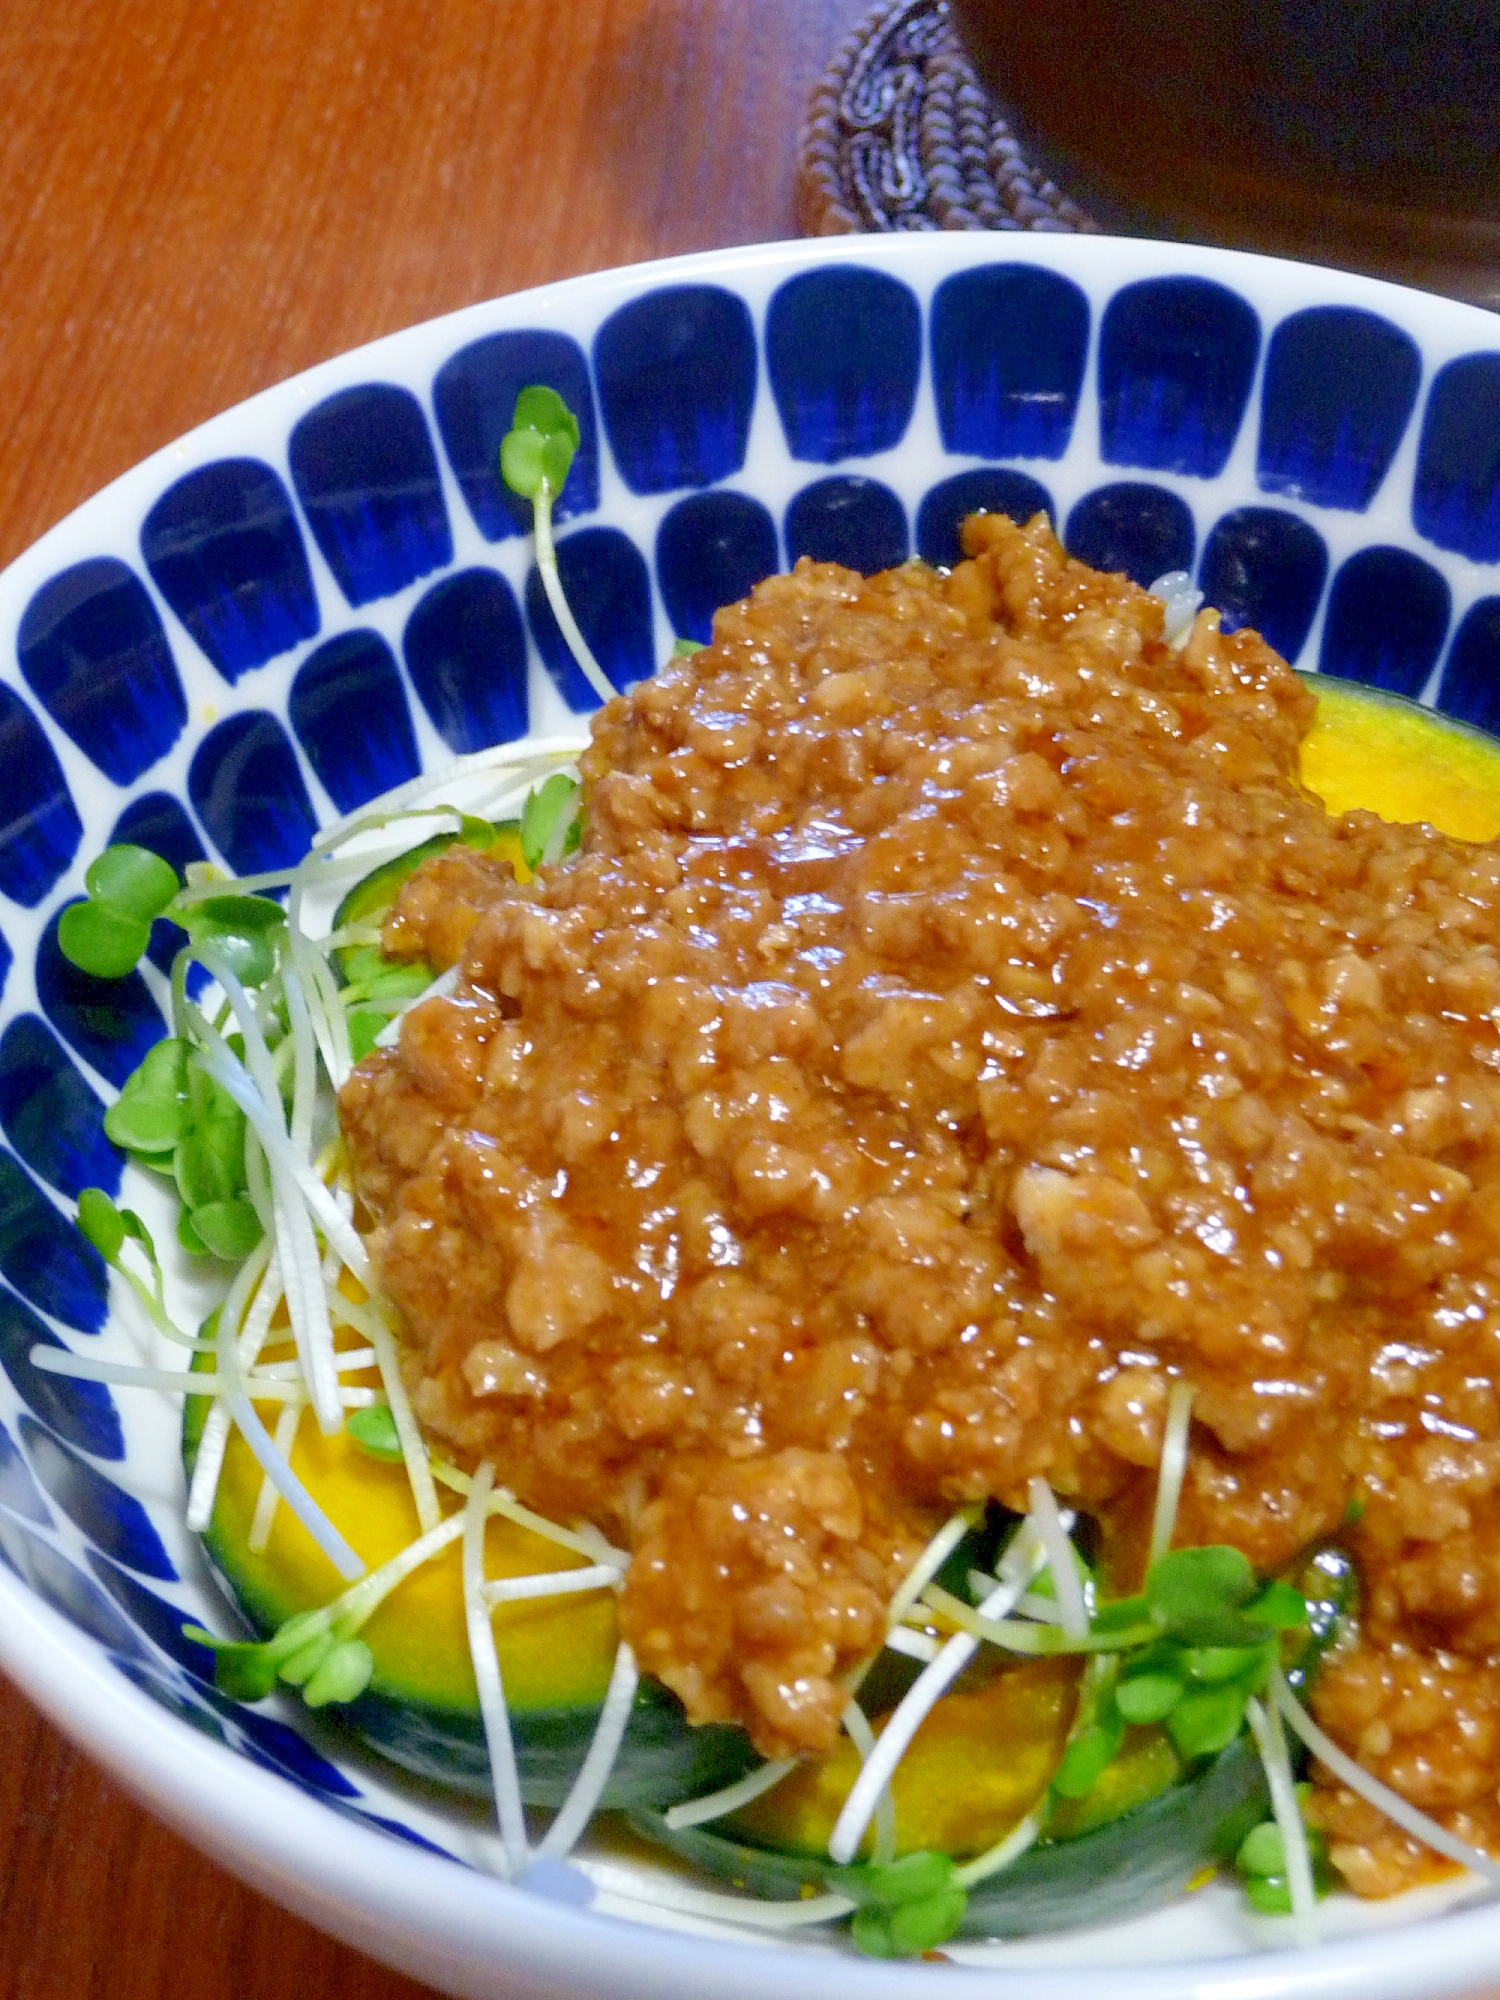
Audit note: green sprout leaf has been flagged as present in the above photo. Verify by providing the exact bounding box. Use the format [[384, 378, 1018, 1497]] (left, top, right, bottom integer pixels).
[[847, 1852, 968, 1959], [277, 1631, 336, 1687], [84, 844, 179, 920], [1165, 1681, 1251, 1758], [174, 1115, 245, 1211], [181, 1627, 283, 1702], [1243, 1579, 1310, 1631], [104, 1037, 193, 1154], [672, 638, 706, 656], [190, 1196, 263, 1260], [1052, 1710, 1125, 1798], [338, 945, 434, 1006], [180, 1609, 373, 1712], [1182, 1643, 1268, 1685], [58, 844, 183, 980], [176, 1207, 208, 1255], [1237, 1811, 1334, 1913], [1237, 1821, 1287, 1877], [182, 1608, 354, 1706], [179, 892, 287, 987], [851, 1890, 967, 1959], [347, 1404, 404, 1462], [75, 1188, 159, 1275], [856, 1852, 954, 1905], [103, 1038, 259, 1259], [499, 385, 580, 501], [520, 773, 581, 871], [76, 1187, 126, 1264], [303, 1638, 375, 1707], [1090, 1593, 1149, 1633], [57, 900, 152, 980], [1146, 1544, 1257, 1630], [189, 893, 286, 934], [455, 813, 498, 849], [1115, 1668, 1184, 1725], [346, 1008, 387, 1062]]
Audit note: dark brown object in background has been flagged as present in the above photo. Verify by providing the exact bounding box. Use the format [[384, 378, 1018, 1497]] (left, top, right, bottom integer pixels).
[[799, 0, 1095, 235], [951, 0, 1500, 304]]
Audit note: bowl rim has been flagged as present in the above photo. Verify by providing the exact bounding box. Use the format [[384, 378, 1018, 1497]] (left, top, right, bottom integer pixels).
[[4, 227, 1500, 2000]]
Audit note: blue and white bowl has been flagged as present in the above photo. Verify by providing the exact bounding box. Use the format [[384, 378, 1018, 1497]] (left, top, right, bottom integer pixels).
[[4, 233, 1500, 2000]]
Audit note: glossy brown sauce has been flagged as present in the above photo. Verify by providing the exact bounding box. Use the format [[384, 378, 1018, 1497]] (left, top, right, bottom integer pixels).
[[341, 516, 1500, 1888]]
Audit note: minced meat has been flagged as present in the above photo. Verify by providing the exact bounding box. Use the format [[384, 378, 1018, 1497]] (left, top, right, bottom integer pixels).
[[340, 514, 1500, 1885]]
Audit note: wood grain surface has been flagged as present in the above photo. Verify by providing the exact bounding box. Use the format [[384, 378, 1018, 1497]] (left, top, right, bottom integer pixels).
[[0, 2, 868, 1993]]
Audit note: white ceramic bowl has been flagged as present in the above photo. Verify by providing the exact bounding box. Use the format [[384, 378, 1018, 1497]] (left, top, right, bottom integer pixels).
[[5, 233, 1500, 2000]]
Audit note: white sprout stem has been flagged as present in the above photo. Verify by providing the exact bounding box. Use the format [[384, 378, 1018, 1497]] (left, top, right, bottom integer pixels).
[[186, 1245, 280, 1532], [1149, 569, 1205, 651], [214, 1279, 363, 1580], [1272, 1669, 1500, 1887], [886, 1508, 978, 1632], [188, 968, 352, 1434], [540, 789, 582, 868], [479, 1565, 620, 1606], [431, 1461, 629, 1569], [323, 1289, 386, 1339], [1028, 1477, 1090, 1640], [577, 1857, 856, 1928], [953, 1805, 1045, 1889], [243, 1121, 275, 1239], [324, 923, 383, 949], [249, 1403, 302, 1552], [463, 1461, 528, 1877], [269, 1165, 343, 1436], [280, 958, 321, 1158], [192, 1026, 358, 1436], [190, 952, 366, 1276], [311, 938, 355, 1058], [186, 1401, 233, 1534], [536, 1641, 640, 1862], [305, 736, 587, 859], [173, 854, 376, 904], [104, 1261, 203, 1351], [192, 1018, 368, 1277], [365, 1303, 442, 1534], [1006, 1589, 1066, 1626], [255, 1348, 376, 1378], [322, 1483, 615, 1634], [372, 965, 460, 1049], [663, 1757, 799, 1832], [918, 1584, 1153, 1658], [841, 1697, 896, 1865], [828, 1528, 1047, 1865], [884, 1625, 941, 1664], [1245, 1693, 1318, 1947], [285, 882, 351, 1091], [25, 1349, 371, 1404], [534, 486, 616, 707], [330, 1509, 464, 1628], [234, 1246, 285, 1367], [1149, 1379, 1196, 1566]]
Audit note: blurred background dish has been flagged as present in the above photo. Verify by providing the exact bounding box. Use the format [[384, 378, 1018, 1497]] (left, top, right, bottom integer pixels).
[[950, 0, 1500, 303]]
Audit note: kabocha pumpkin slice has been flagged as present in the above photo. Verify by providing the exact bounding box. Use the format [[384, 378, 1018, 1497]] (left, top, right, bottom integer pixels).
[[181, 1351, 757, 1809], [1298, 676, 1500, 839], [633, 1735, 1268, 1938]]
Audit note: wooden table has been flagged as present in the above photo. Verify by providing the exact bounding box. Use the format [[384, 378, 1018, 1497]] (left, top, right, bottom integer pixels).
[[0, 3, 868, 1992]]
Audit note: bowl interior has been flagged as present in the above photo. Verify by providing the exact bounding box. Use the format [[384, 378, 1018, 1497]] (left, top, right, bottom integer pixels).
[[4, 231, 1500, 1999]]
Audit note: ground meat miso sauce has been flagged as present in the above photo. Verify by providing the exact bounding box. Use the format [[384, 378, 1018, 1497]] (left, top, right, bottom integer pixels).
[[341, 515, 1500, 1894]]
